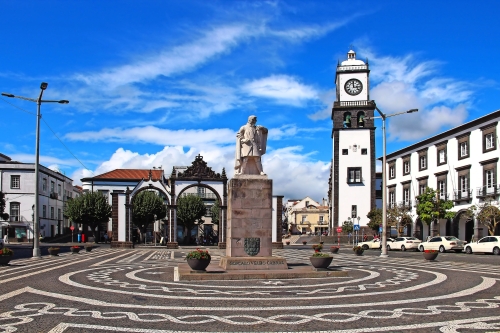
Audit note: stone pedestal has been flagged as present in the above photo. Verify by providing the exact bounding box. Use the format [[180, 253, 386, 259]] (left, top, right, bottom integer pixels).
[[110, 241, 133, 249], [272, 242, 284, 249], [220, 175, 287, 270], [166, 242, 179, 249]]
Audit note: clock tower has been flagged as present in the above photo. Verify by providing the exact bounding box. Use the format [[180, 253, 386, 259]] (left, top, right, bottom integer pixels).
[[331, 49, 376, 231]]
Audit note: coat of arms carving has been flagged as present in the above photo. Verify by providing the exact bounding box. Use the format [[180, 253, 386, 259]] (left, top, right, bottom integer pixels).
[[244, 237, 260, 256]]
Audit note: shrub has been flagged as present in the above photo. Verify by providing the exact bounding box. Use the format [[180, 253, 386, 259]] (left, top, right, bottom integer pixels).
[[312, 252, 331, 258], [424, 249, 438, 253], [0, 247, 13, 256], [185, 249, 211, 260], [352, 246, 364, 252]]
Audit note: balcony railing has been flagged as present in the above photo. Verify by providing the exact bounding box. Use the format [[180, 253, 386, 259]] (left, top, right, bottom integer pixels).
[[476, 185, 499, 198], [180, 192, 217, 199], [334, 100, 370, 107], [453, 189, 472, 201], [50, 192, 58, 199]]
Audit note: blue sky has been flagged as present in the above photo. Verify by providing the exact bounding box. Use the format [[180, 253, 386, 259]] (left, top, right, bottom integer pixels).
[[1, 0, 499, 202]]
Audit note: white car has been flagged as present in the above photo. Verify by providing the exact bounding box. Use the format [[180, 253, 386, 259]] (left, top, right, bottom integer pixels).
[[358, 238, 394, 250], [464, 236, 500, 255], [387, 237, 421, 251], [418, 236, 467, 253]]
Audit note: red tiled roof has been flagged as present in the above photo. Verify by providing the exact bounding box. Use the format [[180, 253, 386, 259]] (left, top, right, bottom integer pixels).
[[91, 169, 164, 181]]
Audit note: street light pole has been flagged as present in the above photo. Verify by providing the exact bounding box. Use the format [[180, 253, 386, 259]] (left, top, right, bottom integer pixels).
[[2, 83, 69, 258], [366, 106, 418, 257]]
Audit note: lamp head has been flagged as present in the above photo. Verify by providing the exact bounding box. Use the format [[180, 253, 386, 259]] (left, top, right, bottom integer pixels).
[[40, 82, 48, 90], [407, 109, 418, 113], [1, 92, 14, 98], [58, 100, 69, 104]]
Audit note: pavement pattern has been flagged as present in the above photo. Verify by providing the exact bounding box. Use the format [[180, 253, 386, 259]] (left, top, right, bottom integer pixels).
[[1, 247, 500, 333]]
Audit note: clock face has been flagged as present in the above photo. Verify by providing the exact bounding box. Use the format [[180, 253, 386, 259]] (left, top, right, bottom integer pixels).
[[344, 79, 363, 96]]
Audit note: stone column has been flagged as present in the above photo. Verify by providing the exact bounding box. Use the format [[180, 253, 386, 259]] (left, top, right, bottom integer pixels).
[[110, 190, 132, 248]]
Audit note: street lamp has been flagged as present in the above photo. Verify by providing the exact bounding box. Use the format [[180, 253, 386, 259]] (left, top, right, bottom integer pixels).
[[2, 83, 69, 258], [365, 106, 418, 257]]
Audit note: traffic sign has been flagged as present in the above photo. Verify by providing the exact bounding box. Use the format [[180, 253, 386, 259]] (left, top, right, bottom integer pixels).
[[336, 227, 342, 233], [353, 224, 360, 231], [70, 226, 75, 231]]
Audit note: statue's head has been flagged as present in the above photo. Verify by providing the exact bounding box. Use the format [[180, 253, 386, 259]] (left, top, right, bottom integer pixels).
[[248, 115, 257, 124]]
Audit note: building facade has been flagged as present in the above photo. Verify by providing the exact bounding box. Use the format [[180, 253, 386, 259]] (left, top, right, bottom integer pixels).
[[384, 110, 500, 241], [331, 50, 376, 230], [0, 153, 73, 241]]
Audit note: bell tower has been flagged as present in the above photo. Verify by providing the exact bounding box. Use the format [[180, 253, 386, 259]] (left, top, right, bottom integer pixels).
[[331, 49, 376, 231]]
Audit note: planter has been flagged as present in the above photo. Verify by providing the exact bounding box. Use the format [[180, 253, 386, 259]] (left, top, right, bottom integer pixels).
[[0, 256, 12, 265], [330, 247, 340, 254], [85, 247, 93, 252], [302, 241, 307, 245], [285, 241, 290, 245], [319, 241, 324, 245], [187, 258, 211, 271], [354, 250, 364, 256], [48, 248, 60, 256], [309, 256, 333, 269], [423, 252, 438, 261], [70, 247, 81, 254]]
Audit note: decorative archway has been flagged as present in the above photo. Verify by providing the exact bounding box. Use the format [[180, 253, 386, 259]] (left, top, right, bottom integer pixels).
[[169, 154, 227, 249]]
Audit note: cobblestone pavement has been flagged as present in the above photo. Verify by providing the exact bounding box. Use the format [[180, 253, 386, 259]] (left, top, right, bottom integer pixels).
[[1, 247, 500, 333]]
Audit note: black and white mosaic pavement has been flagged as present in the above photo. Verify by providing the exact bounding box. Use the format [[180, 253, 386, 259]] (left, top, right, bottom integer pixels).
[[1, 247, 500, 332]]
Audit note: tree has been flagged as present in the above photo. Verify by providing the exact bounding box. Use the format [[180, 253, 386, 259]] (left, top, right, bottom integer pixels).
[[64, 191, 112, 242], [210, 200, 220, 225], [387, 203, 413, 237], [132, 190, 167, 242], [342, 219, 353, 233], [0, 191, 9, 221], [176, 194, 206, 244], [466, 200, 500, 236], [416, 187, 455, 237], [366, 208, 382, 232]]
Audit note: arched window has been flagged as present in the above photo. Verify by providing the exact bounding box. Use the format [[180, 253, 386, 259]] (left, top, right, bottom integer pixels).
[[357, 112, 365, 128], [343, 112, 352, 128]]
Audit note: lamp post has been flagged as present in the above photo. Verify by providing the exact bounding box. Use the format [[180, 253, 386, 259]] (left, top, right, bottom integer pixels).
[[357, 216, 361, 244], [2, 83, 69, 258], [365, 106, 418, 257]]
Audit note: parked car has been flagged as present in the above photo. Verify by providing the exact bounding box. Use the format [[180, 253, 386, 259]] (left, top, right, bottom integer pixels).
[[358, 238, 394, 250], [387, 237, 422, 251], [464, 236, 500, 255], [418, 236, 467, 253]]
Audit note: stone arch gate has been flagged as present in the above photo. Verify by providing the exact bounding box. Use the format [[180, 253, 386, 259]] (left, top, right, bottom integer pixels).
[[110, 155, 227, 249], [168, 154, 227, 249]]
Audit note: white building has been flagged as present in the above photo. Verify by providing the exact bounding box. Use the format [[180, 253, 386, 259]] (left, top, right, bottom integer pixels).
[[384, 110, 500, 241], [0, 153, 73, 241], [331, 50, 376, 231]]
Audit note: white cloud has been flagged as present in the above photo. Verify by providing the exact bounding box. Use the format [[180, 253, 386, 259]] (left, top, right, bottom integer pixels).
[[72, 145, 330, 203], [242, 74, 318, 106]]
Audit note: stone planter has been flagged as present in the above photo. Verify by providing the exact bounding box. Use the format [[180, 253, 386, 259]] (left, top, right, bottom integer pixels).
[[302, 241, 307, 245], [330, 247, 340, 254], [0, 256, 12, 265], [319, 241, 324, 245], [309, 256, 333, 269], [70, 247, 81, 254], [423, 252, 438, 261], [48, 248, 60, 256], [85, 246, 93, 252], [187, 258, 211, 271], [354, 249, 364, 256], [285, 241, 290, 245]]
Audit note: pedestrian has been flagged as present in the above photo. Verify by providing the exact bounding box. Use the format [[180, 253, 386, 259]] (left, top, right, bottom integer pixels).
[[104, 232, 108, 243]]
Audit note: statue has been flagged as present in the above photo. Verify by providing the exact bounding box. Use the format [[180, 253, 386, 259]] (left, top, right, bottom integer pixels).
[[235, 115, 268, 175]]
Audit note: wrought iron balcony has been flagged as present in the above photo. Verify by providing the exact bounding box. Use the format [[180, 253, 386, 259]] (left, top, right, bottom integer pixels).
[[476, 185, 499, 198], [49, 192, 58, 199], [453, 189, 472, 202]]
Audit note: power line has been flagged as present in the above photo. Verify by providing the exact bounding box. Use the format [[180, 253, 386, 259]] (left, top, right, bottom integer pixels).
[[0, 96, 95, 176]]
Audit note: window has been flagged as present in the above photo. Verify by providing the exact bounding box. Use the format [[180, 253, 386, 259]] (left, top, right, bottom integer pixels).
[[388, 188, 396, 207], [403, 188, 410, 205], [485, 169, 494, 188], [419, 184, 427, 195], [457, 133, 470, 160], [58, 184, 61, 196], [50, 207, 54, 219], [58, 208, 62, 220], [342, 149, 348, 155], [388, 162, 396, 179], [435, 141, 447, 166], [347, 167, 362, 183], [357, 111, 365, 128], [351, 205, 357, 218], [42, 205, 47, 218], [301, 215, 307, 224], [343, 112, 352, 128], [10, 202, 20, 222], [51, 181, 55, 193], [361, 148, 367, 155], [11, 175, 20, 189], [319, 216, 324, 224], [482, 124, 497, 153], [403, 160, 410, 175], [419, 155, 427, 170], [437, 180, 446, 199], [485, 133, 495, 150], [43, 178, 47, 192], [459, 176, 468, 193]]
